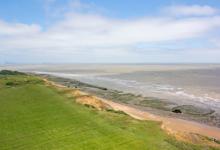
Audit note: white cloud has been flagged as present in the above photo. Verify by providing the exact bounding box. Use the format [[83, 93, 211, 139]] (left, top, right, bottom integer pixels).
[[1, 3, 220, 63], [0, 21, 41, 36], [210, 38, 220, 48], [1, 14, 220, 50], [165, 5, 218, 16], [43, 0, 97, 19]]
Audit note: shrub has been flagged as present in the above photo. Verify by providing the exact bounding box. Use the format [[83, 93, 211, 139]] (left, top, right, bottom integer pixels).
[[5, 81, 18, 86], [0, 70, 25, 75]]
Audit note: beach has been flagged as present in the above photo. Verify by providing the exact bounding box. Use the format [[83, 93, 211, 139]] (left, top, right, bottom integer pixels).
[[43, 75, 220, 144]]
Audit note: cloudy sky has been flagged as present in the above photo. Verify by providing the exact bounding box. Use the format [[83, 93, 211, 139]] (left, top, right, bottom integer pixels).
[[0, 0, 220, 64]]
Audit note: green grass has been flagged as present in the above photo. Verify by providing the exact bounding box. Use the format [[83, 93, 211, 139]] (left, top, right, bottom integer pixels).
[[0, 74, 219, 150]]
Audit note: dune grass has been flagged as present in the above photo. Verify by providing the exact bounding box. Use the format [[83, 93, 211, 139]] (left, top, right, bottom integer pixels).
[[0, 73, 218, 150]]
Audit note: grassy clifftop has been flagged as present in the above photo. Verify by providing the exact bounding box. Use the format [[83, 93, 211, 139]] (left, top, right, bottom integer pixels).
[[0, 71, 218, 150]]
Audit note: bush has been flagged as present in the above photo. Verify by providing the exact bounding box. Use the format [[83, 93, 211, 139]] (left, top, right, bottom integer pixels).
[[5, 81, 18, 86], [0, 70, 25, 75]]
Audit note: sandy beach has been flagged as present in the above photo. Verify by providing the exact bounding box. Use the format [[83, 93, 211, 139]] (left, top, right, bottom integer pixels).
[[101, 98, 220, 141]]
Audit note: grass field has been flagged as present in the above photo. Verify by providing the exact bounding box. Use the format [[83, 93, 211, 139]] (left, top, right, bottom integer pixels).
[[0, 72, 219, 150]]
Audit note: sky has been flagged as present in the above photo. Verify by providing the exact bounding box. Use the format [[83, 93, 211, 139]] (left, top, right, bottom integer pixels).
[[0, 0, 220, 64]]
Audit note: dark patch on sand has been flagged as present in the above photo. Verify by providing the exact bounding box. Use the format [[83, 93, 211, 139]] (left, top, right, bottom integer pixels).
[[172, 105, 215, 116]]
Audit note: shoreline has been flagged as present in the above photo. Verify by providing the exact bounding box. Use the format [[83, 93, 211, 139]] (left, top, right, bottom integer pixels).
[[41, 74, 220, 142], [40, 73, 220, 128], [100, 98, 220, 141]]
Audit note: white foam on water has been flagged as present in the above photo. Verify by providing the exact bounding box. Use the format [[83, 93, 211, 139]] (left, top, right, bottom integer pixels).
[[32, 71, 93, 78], [94, 76, 220, 108], [83, 76, 220, 106]]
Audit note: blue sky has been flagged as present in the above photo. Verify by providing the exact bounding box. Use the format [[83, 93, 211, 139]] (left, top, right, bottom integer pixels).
[[0, 0, 220, 63]]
